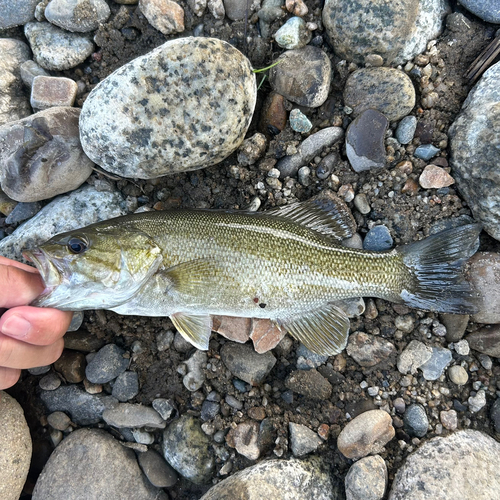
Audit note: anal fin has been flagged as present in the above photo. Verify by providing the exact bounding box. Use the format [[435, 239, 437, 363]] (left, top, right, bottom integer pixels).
[[170, 312, 212, 350], [279, 303, 350, 356]]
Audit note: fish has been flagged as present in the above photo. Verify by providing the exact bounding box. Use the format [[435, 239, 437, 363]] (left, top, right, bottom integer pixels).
[[22, 199, 482, 356]]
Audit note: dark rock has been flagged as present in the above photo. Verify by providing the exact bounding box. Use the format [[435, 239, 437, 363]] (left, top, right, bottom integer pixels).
[[64, 330, 106, 352], [111, 371, 139, 402], [285, 369, 332, 400], [490, 398, 500, 434], [53, 350, 86, 383], [85, 344, 129, 384], [137, 449, 178, 488], [403, 404, 429, 437], [467, 325, 500, 357]]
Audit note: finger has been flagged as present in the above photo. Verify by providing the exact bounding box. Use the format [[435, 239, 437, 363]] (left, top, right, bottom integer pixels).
[[0, 265, 46, 308], [0, 256, 39, 274], [0, 366, 21, 390], [0, 307, 73, 346], [0, 334, 64, 369]]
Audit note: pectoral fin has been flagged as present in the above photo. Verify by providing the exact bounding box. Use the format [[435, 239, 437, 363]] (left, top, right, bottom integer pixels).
[[171, 312, 212, 350], [279, 303, 350, 356]]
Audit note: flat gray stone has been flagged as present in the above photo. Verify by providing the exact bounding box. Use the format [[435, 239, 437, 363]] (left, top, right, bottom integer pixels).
[[85, 344, 129, 384], [32, 429, 166, 500], [389, 430, 500, 499], [138, 449, 178, 488], [103, 403, 166, 429], [0, 0, 38, 29], [80, 37, 256, 179], [0, 392, 32, 500], [289, 422, 323, 457]]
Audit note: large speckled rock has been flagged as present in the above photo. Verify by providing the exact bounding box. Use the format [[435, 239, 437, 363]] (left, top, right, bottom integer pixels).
[[388, 430, 500, 499], [0, 392, 32, 500], [344, 67, 415, 122], [32, 429, 166, 500], [323, 0, 449, 65], [0, 185, 126, 262], [449, 61, 500, 241], [0, 107, 93, 202], [80, 37, 257, 179], [200, 455, 342, 500]]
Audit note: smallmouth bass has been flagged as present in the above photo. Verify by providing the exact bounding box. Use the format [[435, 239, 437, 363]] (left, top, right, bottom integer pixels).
[[23, 199, 481, 355]]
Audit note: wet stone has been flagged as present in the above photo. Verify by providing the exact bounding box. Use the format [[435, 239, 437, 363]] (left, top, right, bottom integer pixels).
[[103, 403, 166, 429], [403, 404, 428, 437], [220, 343, 276, 386], [345, 455, 388, 500], [53, 350, 86, 383], [111, 371, 139, 402], [419, 347, 452, 380], [395, 116, 417, 144], [363, 225, 393, 251], [289, 422, 323, 457], [270, 45, 331, 108], [289, 108, 312, 133], [344, 68, 416, 122], [5, 202, 42, 225], [346, 109, 388, 173], [138, 449, 178, 488], [347, 331, 396, 368], [30, 75, 78, 110], [337, 410, 395, 460], [44, 0, 111, 32], [162, 415, 215, 484], [28, 366, 51, 375], [414, 144, 440, 161], [448, 365, 468, 386], [274, 16, 312, 50], [24, 21, 94, 71], [285, 369, 332, 400], [85, 344, 129, 384], [80, 37, 256, 179]]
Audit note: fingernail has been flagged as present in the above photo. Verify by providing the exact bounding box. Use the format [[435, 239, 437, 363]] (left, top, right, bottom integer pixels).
[[1, 316, 31, 338]]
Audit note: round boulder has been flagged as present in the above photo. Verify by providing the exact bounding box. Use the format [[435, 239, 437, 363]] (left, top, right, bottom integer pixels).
[[80, 37, 257, 179]]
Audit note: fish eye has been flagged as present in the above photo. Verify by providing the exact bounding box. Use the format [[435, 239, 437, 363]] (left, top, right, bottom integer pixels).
[[67, 237, 88, 254]]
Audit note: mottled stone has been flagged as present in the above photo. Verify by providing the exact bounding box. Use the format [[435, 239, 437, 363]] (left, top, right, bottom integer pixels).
[[419, 165, 455, 189], [403, 404, 428, 437], [285, 369, 332, 399], [388, 430, 500, 499], [183, 350, 207, 392], [47, 411, 72, 431], [24, 22, 94, 71], [363, 225, 393, 251], [274, 16, 312, 50], [32, 429, 164, 500], [0, 39, 32, 126], [395, 115, 417, 144], [237, 133, 267, 166], [289, 108, 312, 133], [227, 420, 261, 460], [0, 185, 126, 262], [259, 91, 287, 136], [0, 0, 38, 29], [419, 347, 452, 381], [346, 331, 396, 368], [449, 61, 500, 241], [345, 455, 388, 500], [112, 371, 139, 401], [212, 315, 251, 343], [397, 340, 433, 374], [289, 423, 323, 457], [53, 350, 86, 383], [270, 46, 331, 108], [344, 68, 416, 122], [80, 38, 256, 179], [162, 415, 215, 484], [250, 318, 286, 353], [138, 0, 184, 35], [337, 410, 395, 459], [45, 0, 111, 32], [323, 0, 449, 65], [0, 392, 32, 500]]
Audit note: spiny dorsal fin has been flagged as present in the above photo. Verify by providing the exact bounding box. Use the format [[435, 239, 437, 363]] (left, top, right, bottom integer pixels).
[[278, 303, 350, 355], [170, 312, 212, 350], [265, 193, 355, 240]]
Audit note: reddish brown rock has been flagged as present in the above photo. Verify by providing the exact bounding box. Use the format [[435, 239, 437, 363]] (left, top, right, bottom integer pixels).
[[250, 319, 285, 353], [212, 316, 251, 343], [259, 92, 287, 136], [418, 165, 455, 189]]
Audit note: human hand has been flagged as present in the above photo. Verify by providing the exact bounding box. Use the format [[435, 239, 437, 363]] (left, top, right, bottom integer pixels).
[[0, 256, 73, 389]]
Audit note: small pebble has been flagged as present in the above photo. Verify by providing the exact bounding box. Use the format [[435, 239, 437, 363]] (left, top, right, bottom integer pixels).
[[453, 340, 470, 356], [468, 390, 487, 413], [111, 371, 139, 402], [298, 166, 311, 186], [419, 347, 452, 381], [47, 411, 72, 431], [440, 410, 458, 431], [396, 116, 417, 144], [448, 365, 468, 386], [414, 144, 439, 161], [152, 398, 176, 421], [353, 193, 371, 215], [138, 449, 178, 488], [403, 404, 428, 437], [419, 165, 455, 189], [363, 225, 393, 251], [345, 455, 388, 500], [289, 422, 323, 457], [289, 108, 312, 133], [39, 373, 61, 391], [274, 16, 312, 50]]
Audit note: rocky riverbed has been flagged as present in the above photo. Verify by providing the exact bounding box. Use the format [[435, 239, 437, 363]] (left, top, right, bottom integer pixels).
[[1, 0, 500, 499]]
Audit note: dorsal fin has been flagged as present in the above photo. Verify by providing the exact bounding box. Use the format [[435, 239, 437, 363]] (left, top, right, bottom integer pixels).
[[265, 192, 355, 240]]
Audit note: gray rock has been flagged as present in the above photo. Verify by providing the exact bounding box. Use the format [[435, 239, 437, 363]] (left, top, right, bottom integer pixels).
[[258, 0, 286, 38], [448, 365, 469, 385], [395, 116, 417, 144], [103, 403, 166, 429], [152, 398, 176, 420], [289, 422, 323, 457], [221, 342, 276, 385], [353, 193, 371, 215], [0, 392, 32, 500], [397, 340, 433, 374], [39, 372, 62, 390], [200, 455, 341, 500], [440, 313, 470, 342], [20, 60, 50, 88], [47, 411, 72, 431], [85, 344, 129, 384], [344, 67, 416, 122], [449, 61, 500, 241], [468, 389, 487, 413], [0, 39, 32, 126], [467, 325, 500, 357], [490, 398, 500, 433], [345, 455, 387, 500], [346, 331, 396, 368], [237, 133, 267, 166], [0, 107, 93, 202], [403, 404, 428, 437], [223, 0, 248, 20], [414, 144, 439, 161], [64, 330, 106, 352], [316, 152, 338, 179], [323, 0, 449, 65], [40, 384, 117, 425], [138, 449, 178, 488], [201, 400, 220, 420], [337, 410, 395, 459], [274, 17, 312, 50], [5, 201, 42, 224], [162, 415, 215, 484], [388, 430, 500, 499], [24, 21, 94, 71], [183, 349, 207, 392], [30, 75, 78, 109], [0, 0, 38, 29], [296, 344, 328, 370], [363, 225, 394, 251], [80, 37, 256, 179], [467, 252, 500, 324], [32, 428, 165, 500], [419, 346, 452, 380], [458, 0, 500, 23], [346, 109, 388, 172], [112, 371, 139, 402], [285, 369, 332, 399], [45, 0, 111, 32], [269, 46, 331, 108]]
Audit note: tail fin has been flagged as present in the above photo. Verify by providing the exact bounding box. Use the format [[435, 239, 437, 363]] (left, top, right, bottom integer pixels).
[[397, 224, 481, 314]]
